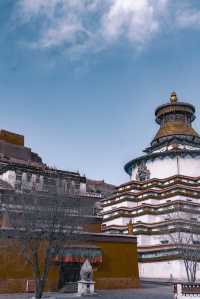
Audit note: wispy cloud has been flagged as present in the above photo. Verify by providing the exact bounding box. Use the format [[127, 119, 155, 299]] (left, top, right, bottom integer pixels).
[[16, 0, 103, 53], [14, 0, 200, 56], [176, 7, 200, 28], [101, 0, 169, 45]]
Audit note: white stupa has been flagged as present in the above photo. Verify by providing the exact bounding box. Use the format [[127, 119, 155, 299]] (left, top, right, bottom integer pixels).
[[101, 92, 200, 280]]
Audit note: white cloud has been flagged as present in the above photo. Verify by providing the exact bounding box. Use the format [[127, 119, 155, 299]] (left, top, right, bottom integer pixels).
[[176, 8, 200, 28], [18, 0, 59, 19], [18, 0, 100, 20], [15, 0, 200, 56], [36, 21, 83, 48], [17, 0, 101, 52], [101, 0, 168, 44]]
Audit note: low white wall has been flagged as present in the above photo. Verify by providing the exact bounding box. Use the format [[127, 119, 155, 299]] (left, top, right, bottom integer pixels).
[[139, 260, 200, 281], [139, 260, 183, 280]]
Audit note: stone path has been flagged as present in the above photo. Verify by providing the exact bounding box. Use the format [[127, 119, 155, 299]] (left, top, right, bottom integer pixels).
[[0, 283, 174, 299]]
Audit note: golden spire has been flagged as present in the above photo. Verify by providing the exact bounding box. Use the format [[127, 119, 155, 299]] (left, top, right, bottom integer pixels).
[[128, 219, 134, 235], [170, 91, 178, 104]]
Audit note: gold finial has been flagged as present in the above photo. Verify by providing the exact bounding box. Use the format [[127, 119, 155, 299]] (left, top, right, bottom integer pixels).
[[128, 219, 134, 235], [170, 91, 178, 104]]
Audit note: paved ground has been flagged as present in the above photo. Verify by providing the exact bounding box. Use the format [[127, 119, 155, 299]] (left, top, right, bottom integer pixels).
[[0, 283, 174, 299]]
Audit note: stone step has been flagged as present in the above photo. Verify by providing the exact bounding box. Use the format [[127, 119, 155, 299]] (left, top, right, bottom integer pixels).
[[59, 282, 78, 293]]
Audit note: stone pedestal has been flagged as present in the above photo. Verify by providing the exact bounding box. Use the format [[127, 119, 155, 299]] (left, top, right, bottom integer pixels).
[[77, 280, 95, 296], [174, 283, 200, 299]]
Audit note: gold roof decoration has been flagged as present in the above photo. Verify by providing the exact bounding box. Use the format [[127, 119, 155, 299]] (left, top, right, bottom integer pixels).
[[170, 91, 178, 104], [154, 121, 199, 140], [152, 92, 199, 143], [128, 219, 134, 235]]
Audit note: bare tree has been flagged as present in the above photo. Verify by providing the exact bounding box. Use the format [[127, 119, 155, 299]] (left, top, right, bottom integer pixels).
[[168, 203, 200, 282], [4, 192, 81, 299]]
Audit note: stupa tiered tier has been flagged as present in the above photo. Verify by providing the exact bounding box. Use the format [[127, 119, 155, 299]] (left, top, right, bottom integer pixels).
[[101, 92, 200, 280]]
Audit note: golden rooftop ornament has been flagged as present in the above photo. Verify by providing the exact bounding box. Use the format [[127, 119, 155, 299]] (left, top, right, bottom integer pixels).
[[170, 91, 178, 104]]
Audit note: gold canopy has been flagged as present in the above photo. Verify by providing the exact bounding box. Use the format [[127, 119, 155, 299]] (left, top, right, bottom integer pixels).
[[154, 121, 199, 140], [153, 91, 199, 142]]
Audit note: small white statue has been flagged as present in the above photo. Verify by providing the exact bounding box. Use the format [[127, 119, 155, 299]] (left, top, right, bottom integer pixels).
[[80, 259, 93, 281], [78, 259, 95, 296]]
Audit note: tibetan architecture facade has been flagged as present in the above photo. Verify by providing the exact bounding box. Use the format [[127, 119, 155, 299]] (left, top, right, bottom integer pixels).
[[0, 130, 139, 293], [101, 92, 200, 280]]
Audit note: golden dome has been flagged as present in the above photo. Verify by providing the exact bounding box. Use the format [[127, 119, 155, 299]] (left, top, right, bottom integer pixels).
[[154, 121, 199, 140], [152, 92, 199, 143]]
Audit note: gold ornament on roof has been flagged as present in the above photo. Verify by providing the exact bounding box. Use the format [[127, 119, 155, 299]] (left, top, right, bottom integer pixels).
[[170, 91, 178, 104], [128, 219, 134, 235]]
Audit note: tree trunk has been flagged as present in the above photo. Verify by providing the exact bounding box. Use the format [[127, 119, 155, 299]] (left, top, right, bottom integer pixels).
[[35, 279, 44, 299], [184, 259, 191, 282]]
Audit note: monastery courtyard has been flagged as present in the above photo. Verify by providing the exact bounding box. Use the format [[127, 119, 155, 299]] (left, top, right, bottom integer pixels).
[[0, 283, 173, 299]]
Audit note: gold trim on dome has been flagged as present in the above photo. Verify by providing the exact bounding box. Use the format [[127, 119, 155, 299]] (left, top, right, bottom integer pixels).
[[154, 121, 200, 140], [155, 92, 195, 122], [156, 105, 194, 119]]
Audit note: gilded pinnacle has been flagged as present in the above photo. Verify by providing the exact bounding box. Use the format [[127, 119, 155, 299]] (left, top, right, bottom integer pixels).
[[170, 91, 178, 104]]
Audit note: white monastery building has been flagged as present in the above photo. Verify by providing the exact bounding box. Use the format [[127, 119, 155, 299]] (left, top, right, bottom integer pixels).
[[101, 92, 200, 280]]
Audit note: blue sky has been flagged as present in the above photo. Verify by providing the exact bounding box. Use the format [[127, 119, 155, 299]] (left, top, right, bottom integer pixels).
[[1, 0, 200, 185]]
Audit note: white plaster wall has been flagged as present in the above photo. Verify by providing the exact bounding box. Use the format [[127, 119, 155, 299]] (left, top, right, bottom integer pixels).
[[137, 234, 170, 246], [102, 195, 200, 224], [135, 210, 200, 224], [139, 260, 183, 280], [105, 217, 130, 226], [103, 201, 137, 213], [136, 196, 181, 206], [137, 235, 162, 246], [131, 156, 200, 180], [111, 201, 137, 209], [145, 196, 200, 206], [103, 196, 182, 213], [102, 206, 112, 213], [137, 236, 149, 246], [139, 260, 200, 281], [179, 157, 200, 177], [126, 201, 138, 208], [138, 231, 199, 246], [134, 214, 166, 223], [103, 213, 167, 229], [132, 157, 177, 180], [0, 170, 16, 188], [80, 182, 86, 193], [103, 195, 194, 214]]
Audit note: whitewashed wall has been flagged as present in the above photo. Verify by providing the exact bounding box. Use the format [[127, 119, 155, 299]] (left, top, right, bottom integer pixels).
[[139, 260, 183, 280], [80, 182, 86, 193], [0, 170, 16, 188], [105, 217, 130, 226], [139, 260, 200, 281], [131, 156, 200, 180]]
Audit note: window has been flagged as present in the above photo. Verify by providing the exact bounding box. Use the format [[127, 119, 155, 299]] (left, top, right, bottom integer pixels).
[[160, 240, 169, 244], [27, 173, 32, 182], [190, 217, 197, 221], [16, 173, 21, 181]]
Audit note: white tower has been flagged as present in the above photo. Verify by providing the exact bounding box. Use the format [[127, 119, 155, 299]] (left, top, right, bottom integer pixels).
[[102, 92, 200, 281]]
